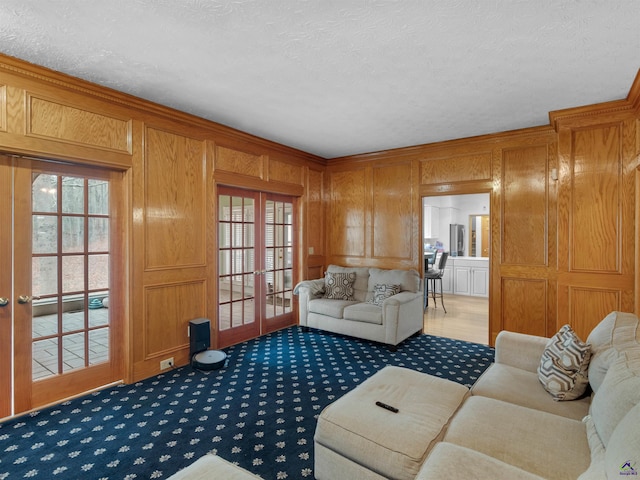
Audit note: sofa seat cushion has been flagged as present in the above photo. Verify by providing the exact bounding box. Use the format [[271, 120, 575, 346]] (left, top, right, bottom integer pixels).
[[472, 363, 590, 420], [308, 298, 358, 318], [167, 454, 260, 479], [443, 396, 590, 479], [343, 302, 383, 324], [605, 401, 640, 479], [417, 443, 546, 480], [315, 366, 469, 480]]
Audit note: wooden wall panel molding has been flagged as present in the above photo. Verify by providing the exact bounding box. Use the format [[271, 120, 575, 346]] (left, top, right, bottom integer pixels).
[[26, 93, 132, 154], [501, 145, 549, 266], [372, 161, 414, 260], [501, 278, 548, 337], [306, 168, 325, 258], [144, 126, 207, 270], [268, 157, 304, 186], [0, 84, 5, 133], [214, 144, 265, 179], [568, 286, 621, 340], [420, 152, 491, 185], [327, 168, 367, 259]]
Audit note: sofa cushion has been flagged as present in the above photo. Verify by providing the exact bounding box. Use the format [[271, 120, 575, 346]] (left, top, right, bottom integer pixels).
[[443, 396, 590, 479], [417, 443, 546, 480], [368, 268, 420, 294], [323, 271, 356, 300], [327, 265, 370, 301], [537, 324, 591, 401], [577, 415, 606, 480], [589, 351, 640, 447], [587, 311, 640, 392], [472, 363, 590, 420], [604, 401, 640, 479], [368, 283, 400, 306], [343, 302, 383, 324], [308, 298, 358, 317], [167, 454, 260, 479]]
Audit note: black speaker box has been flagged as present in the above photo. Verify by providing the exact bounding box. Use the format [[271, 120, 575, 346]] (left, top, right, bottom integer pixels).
[[189, 318, 211, 356]]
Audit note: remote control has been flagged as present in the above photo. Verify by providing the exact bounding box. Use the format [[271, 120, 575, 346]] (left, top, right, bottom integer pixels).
[[375, 401, 399, 413]]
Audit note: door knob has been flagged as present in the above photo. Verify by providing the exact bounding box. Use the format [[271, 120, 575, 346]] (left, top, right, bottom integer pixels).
[[0, 298, 8, 307], [17, 295, 37, 304]]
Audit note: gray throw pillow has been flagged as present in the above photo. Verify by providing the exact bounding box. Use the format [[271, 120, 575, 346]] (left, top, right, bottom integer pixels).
[[368, 284, 400, 307], [323, 271, 356, 300]]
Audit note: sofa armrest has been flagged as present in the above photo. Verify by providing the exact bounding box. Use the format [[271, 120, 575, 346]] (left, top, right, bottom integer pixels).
[[294, 278, 325, 326], [494, 330, 550, 373], [382, 291, 423, 345]]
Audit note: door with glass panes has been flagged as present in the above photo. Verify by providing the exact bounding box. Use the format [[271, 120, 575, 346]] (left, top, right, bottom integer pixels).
[[217, 187, 295, 347], [0, 155, 123, 417]]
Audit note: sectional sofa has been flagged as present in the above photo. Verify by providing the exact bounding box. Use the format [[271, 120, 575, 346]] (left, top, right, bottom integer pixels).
[[314, 311, 640, 479]]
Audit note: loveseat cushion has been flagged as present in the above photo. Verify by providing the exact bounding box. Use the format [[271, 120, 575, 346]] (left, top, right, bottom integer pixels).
[[589, 351, 640, 447], [417, 443, 546, 480], [368, 268, 420, 294], [587, 311, 640, 392], [471, 363, 590, 420], [443, 396, 590, 479], [326, 265, 370, 301], [308, 298, 358, 318], [343, 302, 383, 324]]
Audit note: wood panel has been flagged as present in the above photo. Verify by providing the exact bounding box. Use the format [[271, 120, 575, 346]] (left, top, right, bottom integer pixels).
[[144, 281, 206, 357], [0, 84, 5, 132], [26, 94, 132, 153], [570, 124, 622, 273], [569, 287, 620, 340], [501, 278, 547, 336], [421, 152, 491, 185], [502, 145, 548, 265], [372, 162, 413, 259], [269, 157, 304, 186], [215, 145, 264, 179], [306, 168, 325, 277], [144, 126, 206, 269], [0, 156, 11, 418], [328, 168, 367, 258]]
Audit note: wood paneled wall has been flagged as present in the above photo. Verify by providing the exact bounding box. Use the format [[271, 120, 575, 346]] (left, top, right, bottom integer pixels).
[[0, 54, 324, 382]]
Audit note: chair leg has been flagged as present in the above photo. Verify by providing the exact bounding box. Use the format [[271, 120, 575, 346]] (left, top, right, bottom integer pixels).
[[437, 278, 447, 314], [431, 278, 437, 306]]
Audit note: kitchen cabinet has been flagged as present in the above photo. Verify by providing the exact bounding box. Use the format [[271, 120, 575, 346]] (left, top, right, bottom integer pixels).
[[442, 264, 454, 293], [451, 258, 489, 297], [423, 205, 440, 238]]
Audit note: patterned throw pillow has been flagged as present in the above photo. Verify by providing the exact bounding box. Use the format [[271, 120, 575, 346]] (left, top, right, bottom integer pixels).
[[323, 271, 356, 300], [368, 284, 401, 307], [538, 324, 592, 401]]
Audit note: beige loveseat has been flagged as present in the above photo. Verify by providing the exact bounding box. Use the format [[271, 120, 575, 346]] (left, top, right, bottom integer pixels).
[[294, 265, 423, 350], [314, 311, 640, 479]]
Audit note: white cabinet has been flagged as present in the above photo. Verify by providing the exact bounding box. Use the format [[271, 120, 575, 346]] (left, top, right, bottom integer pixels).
[[423, 205, 440, 238], [452, 258, 488, 297], [442, 264, 454, 293]]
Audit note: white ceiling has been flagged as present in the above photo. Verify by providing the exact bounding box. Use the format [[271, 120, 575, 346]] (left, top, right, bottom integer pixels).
[[1, 1, 639, 159]]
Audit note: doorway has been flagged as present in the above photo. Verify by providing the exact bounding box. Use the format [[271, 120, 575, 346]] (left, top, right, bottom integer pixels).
[[216, 187, 296, 348], [0, 155, 125, 419], [422, 193, 489, 344]]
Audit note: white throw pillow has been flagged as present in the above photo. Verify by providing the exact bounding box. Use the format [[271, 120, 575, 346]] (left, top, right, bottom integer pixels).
[[538, 324, 591, 401]]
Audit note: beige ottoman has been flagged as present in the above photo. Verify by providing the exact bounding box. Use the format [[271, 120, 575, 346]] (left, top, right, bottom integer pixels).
[[167, 453, 261, 479], [314, 366, 469, 480]]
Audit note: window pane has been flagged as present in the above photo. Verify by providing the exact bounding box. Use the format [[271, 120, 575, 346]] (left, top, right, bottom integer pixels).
[[32, 257, 58, 297], [33, 300, 58, 338], [33, 338, 58, 380], [219, 223, 231, 248], [89, 328, 109, 365], [62, 255, 85, 293], [62, 216, 84, 253], [62, 295, 85, 333], [62, 333, 85, 372], [89, 291, 109, 327], [218, 195, 230, 221], [33, 215, 57, 254], [88, 254, 109, 290], [219, 250, 231, 276], [88, 179, 109, 215], [32, 174, 58, 213], [62, 176, 84, 214], [88, 217, 109, 252]]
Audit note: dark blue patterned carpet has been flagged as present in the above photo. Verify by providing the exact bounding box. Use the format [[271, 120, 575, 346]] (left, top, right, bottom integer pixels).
[[0, 327, 494, 479]]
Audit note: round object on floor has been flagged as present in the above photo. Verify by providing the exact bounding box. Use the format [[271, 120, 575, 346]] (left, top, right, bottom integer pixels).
[[192, 350, 227, 371]]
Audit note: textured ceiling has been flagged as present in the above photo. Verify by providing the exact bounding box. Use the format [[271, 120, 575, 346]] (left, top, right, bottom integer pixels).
[[0, 1, 639, 158]]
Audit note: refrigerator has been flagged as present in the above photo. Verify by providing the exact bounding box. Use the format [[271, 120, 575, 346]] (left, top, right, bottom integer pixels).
[[450, 224, 465, 257]]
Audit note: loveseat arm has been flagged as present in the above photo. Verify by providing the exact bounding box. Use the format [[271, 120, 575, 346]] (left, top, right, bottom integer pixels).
[[494, 330, 550, 373], [381, 291, 424, 346], [293, 278, 325, 326]]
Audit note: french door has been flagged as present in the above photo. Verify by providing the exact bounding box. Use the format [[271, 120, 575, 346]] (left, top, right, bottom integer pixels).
[[0, 155, 124, 418], [217, 187, 296, 347]]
